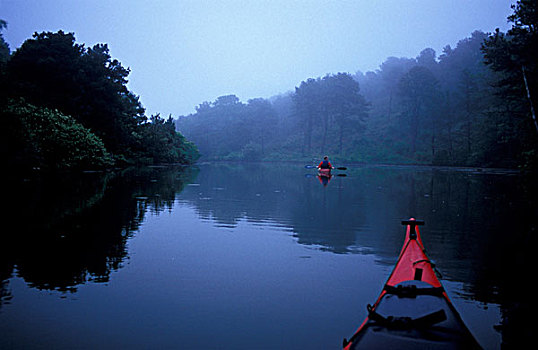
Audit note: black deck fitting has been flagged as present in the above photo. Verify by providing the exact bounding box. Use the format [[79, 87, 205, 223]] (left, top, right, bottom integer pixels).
[[401, 219, 425, 239]]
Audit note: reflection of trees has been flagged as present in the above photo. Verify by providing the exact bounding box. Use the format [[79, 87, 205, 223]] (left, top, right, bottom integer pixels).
[[0, 166, 198, 299], [180, 163, 533, 348], [384, 167, 534, 349], [5, 163, 529, 346], [290, 175, 365, 253], [179, 163, 365, 253], [179, 163, 534, 289], [0, 267, 12, 309]]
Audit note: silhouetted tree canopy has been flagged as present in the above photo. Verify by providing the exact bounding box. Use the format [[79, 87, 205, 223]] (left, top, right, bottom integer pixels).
[[177, 94, 278, 160], [1, 29, 199, 171], [0, 20, 8, 64], [177, 1, 536, 170], [5, 2, 531, 170], [0, 20, 9, 103], [482, 0, 538, 168]]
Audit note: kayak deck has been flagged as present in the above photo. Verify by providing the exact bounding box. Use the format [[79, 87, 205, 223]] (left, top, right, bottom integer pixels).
[[318, 168, 331, 177], [343, 219, 481, 349]]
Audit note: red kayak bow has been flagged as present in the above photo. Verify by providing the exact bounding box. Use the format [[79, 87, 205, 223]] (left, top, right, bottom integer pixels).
[[343, 219, 481, 349]]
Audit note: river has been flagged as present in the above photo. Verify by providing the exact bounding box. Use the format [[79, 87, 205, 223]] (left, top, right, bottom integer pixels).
[[0, 162, 534, 349]]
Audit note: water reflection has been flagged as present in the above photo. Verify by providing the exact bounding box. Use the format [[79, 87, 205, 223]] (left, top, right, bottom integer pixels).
[[1, 166, 198, 299], [176, 163, 534, 348], [1, 162, 534, 348]]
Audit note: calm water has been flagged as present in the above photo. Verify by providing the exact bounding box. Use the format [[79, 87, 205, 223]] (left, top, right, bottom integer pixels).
[[1, 162, 534, 349]]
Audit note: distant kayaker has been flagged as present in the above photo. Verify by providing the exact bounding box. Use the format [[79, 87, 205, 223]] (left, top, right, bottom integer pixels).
[[317, 156, 334, 170]]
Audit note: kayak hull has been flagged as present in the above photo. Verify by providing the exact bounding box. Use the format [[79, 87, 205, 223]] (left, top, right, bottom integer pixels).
[[318, 168, 331, 177], [343, 220, 481, 349]]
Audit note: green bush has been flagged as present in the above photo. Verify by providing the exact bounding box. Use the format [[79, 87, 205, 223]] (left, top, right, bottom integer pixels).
[[137, 114, 200, 164], [2, 101, 114, 171]]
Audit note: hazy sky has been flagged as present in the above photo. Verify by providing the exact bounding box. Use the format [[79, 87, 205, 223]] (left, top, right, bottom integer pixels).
[[1, 0, 516, 117]]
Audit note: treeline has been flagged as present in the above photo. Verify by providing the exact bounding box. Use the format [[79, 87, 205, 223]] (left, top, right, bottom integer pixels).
[[356, 31, 508, 167], [0, 28, 199, 172], [177, 1, 537, 169], [176, 74, 369, 162]]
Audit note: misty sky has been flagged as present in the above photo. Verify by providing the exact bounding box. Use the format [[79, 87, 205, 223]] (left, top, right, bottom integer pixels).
[[1, 0, 515, 117]]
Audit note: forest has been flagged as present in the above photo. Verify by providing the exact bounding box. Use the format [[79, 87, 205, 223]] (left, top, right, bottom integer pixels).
[[0, 25, 199, 172], [177, 1, 537, 170]]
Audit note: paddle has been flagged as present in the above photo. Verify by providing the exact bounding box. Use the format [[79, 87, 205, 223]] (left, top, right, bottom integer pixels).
[[304, 164, 347, 170]]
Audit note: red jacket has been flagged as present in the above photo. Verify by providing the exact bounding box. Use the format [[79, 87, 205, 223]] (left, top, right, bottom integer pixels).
[[318, 160, 332, 169]]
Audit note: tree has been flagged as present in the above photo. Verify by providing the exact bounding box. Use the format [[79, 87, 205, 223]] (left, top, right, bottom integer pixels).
[[0, 19, 9, 105], [6, 30, 198, 168], [416, 48, 438, 73], [432, 31, 498, 165], [0, 20, 9, 64], [176, 95, 248, 159], [293, 78, 321, 154], [483, 0, 538, 134], [213, 94, 240, 107], [398, 66, 439, 157], [482, 0, 538, 168], [139, 114, 199, 164], [377, 57, 417, 122], [245, 98, 278, 156], [1, 100, 113, 171], [323, 73, 369, 154], [292, 73, 368, 156], [7, 31, 146, 156]]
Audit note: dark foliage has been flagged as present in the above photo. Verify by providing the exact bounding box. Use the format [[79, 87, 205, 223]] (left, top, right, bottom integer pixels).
[[482, 0, 538, 169], [0, 28, 199, 171], [177, 94, 278, 160], [177, 2, 536, 169], [1, 101, 114, 171]]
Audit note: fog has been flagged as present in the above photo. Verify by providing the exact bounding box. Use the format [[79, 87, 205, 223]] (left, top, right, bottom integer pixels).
[[1, 0, 515, 117]]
